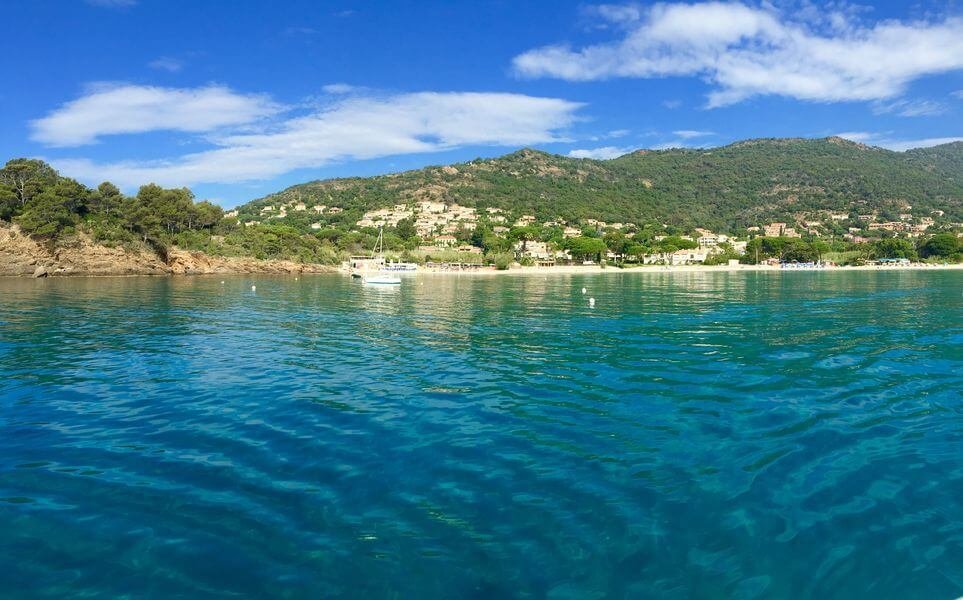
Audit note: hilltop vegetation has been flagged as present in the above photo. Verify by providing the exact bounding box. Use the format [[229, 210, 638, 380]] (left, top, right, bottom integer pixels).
[[0, 159, 337, 265], [241, 137, 963, 232]]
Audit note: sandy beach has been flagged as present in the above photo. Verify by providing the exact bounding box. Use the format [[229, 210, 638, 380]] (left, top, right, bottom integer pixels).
[[411, 262, 963, 276]]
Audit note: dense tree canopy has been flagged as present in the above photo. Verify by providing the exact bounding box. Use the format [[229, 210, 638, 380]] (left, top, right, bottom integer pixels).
[[565, 236, 607, 261], [241, 138, 963, 233], [871, 238, 917, 260], [919, 233, 960, 259]]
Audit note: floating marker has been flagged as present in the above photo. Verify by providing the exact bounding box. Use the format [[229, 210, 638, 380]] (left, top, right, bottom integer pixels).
[[220, 280, 225, 284], [251, 285, 256, 292], [589, 297, 595, 307], [581, 287, 587, 294], [295, 277, 299, 281]]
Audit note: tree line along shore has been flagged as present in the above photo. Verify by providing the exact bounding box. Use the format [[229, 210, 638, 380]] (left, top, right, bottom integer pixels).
[[0, 154, 961, 277]]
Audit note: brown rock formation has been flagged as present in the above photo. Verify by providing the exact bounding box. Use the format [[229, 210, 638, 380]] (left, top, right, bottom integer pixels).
[[0, 224, 334, 276]]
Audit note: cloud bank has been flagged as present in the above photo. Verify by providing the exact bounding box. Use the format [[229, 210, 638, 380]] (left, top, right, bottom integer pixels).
[[40, 86, 583, 187], [31, 84, 280, 146], [513, 2, 963, 107]]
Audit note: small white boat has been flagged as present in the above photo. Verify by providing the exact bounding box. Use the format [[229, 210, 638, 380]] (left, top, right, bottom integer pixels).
[[356, 228, 403, 285], [362, 274, 401, 285]]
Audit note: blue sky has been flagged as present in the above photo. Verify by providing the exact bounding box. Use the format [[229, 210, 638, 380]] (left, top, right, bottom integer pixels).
[[3, 0, 963, 207]]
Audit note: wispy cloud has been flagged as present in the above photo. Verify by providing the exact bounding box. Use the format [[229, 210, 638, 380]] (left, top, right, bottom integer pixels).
[[953, 90, 963, 99], [322, 83, 359, 95], [45, 88, 583, 187], [31, 84, 280, 147], [645, 129, 716, 149], [586, 4, 642, 25], [872, 98, 946, 117], [568, 146, 633, 159], [878, 137, 963, 152], [513, 2, 963, 108], [833, 131, 963, 151], [148, 57, 184, 73], [673, 130, 714, 140], [832, 131, 878, 143], [587, 128, 631, 141]]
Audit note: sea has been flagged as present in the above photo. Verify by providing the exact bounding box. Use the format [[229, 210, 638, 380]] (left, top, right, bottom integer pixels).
[[1, 270, 961, 598]]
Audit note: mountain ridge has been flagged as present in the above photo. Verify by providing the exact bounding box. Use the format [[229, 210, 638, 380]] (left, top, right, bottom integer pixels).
[[237, 137, 963, 233]]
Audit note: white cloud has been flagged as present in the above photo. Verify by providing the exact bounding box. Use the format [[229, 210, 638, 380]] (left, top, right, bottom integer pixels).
[[30, 84, 281, 147], [952, 90, 963, 99], [50, 90, 583, 187], [148, 57, 184, 73], [568, 146, 633, 159], [588, 128, 631, 141], [673, 130, 714, 139], [513, 2, 963, 107], [588, 4, 642, 24], [832, 131, 877, 143]]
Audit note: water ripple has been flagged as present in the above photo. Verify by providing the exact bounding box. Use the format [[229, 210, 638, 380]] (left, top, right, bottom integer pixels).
[[0, 271, 961, 598]]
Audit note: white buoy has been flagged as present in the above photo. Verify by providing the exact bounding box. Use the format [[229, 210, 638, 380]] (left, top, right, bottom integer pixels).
[[295, 277, 299, 281], [220, 280, 225, 284], [251, 285, 256, 292], [589, 297, 595, 307], [581, 287, 587, 294]]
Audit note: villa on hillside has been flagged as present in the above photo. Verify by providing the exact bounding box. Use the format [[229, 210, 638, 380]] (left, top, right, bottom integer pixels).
[[762, 222, 801, 238]]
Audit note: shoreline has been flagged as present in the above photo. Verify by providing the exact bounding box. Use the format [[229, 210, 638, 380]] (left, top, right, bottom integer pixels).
[[3, 262, 960, 279], [410, 263, 963, 276]]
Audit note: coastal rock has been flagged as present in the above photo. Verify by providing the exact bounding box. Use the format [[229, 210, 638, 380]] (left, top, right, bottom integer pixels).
[[0, 225, 50, 275], [33, 265, 48, 278], [166, 249, 332, 275], [0, 223, 334, 277]]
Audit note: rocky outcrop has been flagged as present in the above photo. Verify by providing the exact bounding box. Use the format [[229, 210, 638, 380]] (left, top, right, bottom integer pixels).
[[166, 249, 332, 275], [48, 234, 170, 276], [0, 224, 42, 275], [0, 224, 334, 276]]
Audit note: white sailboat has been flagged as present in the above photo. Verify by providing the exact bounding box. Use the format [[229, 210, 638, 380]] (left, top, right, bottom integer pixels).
[[360, 228, 401, 285]]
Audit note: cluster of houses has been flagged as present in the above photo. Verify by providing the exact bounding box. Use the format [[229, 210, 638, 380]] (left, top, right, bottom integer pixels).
[[240, 198, 958, 265]]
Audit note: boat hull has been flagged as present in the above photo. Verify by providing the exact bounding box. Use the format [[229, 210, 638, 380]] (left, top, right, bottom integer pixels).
[[362, 275, 401, 285]]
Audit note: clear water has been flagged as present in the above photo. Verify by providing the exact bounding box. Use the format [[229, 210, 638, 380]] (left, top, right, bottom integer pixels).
[[1, 271, 961, 599]]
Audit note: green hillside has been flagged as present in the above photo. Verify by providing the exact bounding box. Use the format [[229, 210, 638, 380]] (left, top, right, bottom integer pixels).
[[239, 137, 963, 232], [2, 137, 961, 269]]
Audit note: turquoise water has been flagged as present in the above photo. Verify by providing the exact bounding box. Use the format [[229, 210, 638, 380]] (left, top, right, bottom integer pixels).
[[1, 271, 961, 598]]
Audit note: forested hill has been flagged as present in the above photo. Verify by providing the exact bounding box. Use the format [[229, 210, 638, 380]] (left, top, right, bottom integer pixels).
[[239, 137, 963, 231]]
